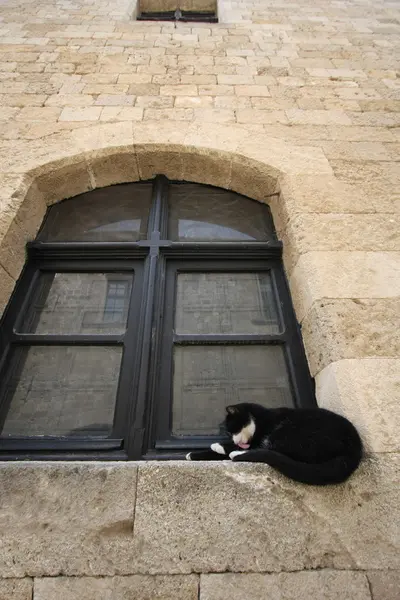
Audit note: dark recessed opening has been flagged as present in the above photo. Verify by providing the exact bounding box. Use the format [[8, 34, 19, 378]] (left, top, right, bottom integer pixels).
[[137, 10, 217, 22]]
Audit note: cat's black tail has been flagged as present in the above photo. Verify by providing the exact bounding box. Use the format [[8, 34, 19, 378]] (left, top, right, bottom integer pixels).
[[232, 448, 363, 485]]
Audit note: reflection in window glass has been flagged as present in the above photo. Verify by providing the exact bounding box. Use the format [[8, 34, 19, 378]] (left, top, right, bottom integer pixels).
[[104, 280, 132, 323], [173, 345, 292, 436], [1, 346, 122, 437], [168, 183, 276, 241], [38, 183, 152, 242], [18, 273, 133, 335], [175, 272, 280, 335]]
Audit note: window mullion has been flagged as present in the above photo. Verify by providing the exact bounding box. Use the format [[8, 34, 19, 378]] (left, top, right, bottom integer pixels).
[[124, 252, 160, 458], [148, 175, 169, 238]]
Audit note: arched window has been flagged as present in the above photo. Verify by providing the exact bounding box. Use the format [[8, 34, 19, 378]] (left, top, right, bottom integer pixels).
[[0, 177, 315, 460]]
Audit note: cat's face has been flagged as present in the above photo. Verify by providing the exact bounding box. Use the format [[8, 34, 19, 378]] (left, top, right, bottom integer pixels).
[[225, 405, 255, 449]]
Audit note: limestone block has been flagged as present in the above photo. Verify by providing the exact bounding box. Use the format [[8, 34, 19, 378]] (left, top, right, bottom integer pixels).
[[133, 120, 191, 146], [59, 107, 102, 121], [331, 160, 400, 214], [286, 109, 352, 125], [0, 463, 137, 577], [0, 266, 16, 318], [278, 175, 359, 219], [181, 147, 232, 189], [69, 122, 135, 154], [237, 135, 333, 177], [301, 299, 400, 376], [289, 251, 400, 322], [367, 570, 400, 600], [316, 359, 400, 453], [184, 122, 244, 154], [132, 457, 400, 574], [282, 213, 400, 273], [34, 575, 199, 600], [87, 149, 140, 188], [230, 153, 277, 201], [0, 220, 30, 280], [0, 134, 84, 175], [0, 579, 32, 600], [0, 180, 47, 282], [135, 145, 184, 180], [34, 160, 93, 206], [200, 571, 371, 600], [0, 174, 31, 238]]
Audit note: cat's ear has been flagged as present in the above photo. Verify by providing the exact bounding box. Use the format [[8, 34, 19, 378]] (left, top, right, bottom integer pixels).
[[226, 405, 238, 415]]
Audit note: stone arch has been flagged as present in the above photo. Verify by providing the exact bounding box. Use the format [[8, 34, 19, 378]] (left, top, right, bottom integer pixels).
[[0, 121, 333, 313]]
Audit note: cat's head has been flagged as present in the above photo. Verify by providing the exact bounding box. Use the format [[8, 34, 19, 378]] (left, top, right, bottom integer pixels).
[[225, 404, 256, 449]]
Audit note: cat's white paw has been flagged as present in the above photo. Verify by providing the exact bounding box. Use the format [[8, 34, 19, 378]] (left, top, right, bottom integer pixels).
[[229, 450, 247, 460], [186, 452, 192, 461], [211, 443, 226, 455]]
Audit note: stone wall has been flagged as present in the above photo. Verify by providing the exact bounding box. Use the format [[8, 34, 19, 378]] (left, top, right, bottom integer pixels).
[[0, 0, 399, 597]]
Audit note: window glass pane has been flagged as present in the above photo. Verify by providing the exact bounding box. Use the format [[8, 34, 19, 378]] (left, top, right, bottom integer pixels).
[[173, 345, 293, 436], [1, 346, 122, 437], [168, 183, 275, 241], [175, 272, 280, 335], [37, 183, 152, 242], [18, 273, 133, 335]]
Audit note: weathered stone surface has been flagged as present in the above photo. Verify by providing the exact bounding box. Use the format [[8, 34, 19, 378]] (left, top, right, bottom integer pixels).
[[0, 175, 38, 238], [230, 153, 277, 201], [301, 298, 400, 376], [0, 265, 15, 318], [0, 135, 84, 175], [0, 179, 47, 280], [182, 147, 232, 190], [34, 575, 199, 600], [282, 213, 400, 272], [0, 220, 29, 280], [276, 174, 375, 231], [289, 252, 400, 321], [331, 160, 400, 214], [88, 149, 139, 188], [0, 459, 398, 578], [0, 579, 32, 600], [35, 160, 92, 206], [131, 458, 400, 574], [135, 145, 184, 180], [0, 463, 137, 577], [200, 571, 371, 600], [367, 570, 400, 600], [237, 135, 333, 177], [316, 359, 400, 453]]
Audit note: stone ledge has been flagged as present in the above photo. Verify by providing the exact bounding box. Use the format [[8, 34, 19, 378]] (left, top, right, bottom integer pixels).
[[0, 579, 32, 600], [0, 458, 398, 577], [34, 574, 199, 600], [367, 570, 400, 600], [0, 462, 138, 578], [200, 571, 372, 600]]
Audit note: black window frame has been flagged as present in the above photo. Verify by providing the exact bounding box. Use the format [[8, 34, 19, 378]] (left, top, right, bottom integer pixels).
[[0, 176, 315, 461]]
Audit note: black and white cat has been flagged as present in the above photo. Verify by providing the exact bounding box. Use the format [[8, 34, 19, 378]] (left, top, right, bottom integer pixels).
[[186, 403, 363, 485]]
